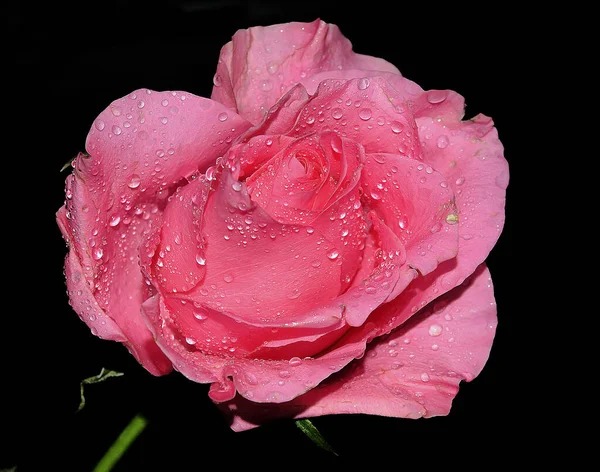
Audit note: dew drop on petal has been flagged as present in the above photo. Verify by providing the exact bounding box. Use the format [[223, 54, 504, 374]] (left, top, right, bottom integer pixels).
[[359, 108, 372, 121], [218, 112, 228, 122], [436, 135, 449, 149], [429, 324, 443, 336], [357, 77, 370, 90], [196, 254, 206, 266]]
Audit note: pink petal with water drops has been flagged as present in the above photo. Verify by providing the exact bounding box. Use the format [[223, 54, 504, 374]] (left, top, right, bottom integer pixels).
[[219, 264, 496, 431], [58, 212, 126, 342], [226, 134, 296, 181], [287, 77, 421, 159], [299, 69, 423, 100], [415, 113, 508, 282], [57, 89, 251, 374], [158, 295, 349, 361], [141, 294, 378, 404], [239, 84, 312, 141], [58, 167, 171, 375], [360, 152, 459, 283], [150, 177, 210, 294], [210, 19, 400, 125], [246, 132, 364, 225], [182, 167, 344, 329], [320, 211, 417, 328]]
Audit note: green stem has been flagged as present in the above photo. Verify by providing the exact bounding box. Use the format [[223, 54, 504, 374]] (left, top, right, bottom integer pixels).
[[93, 414, 148, 472]]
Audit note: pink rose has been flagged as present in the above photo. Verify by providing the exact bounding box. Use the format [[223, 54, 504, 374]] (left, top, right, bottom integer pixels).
[[57, 19, 508, 431]]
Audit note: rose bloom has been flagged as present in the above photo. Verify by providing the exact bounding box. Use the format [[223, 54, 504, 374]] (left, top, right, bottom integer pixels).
[[57, 19, 508, 430]]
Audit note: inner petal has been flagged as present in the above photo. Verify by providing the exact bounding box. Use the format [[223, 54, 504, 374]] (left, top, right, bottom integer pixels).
[[186, 167, 344, 327]]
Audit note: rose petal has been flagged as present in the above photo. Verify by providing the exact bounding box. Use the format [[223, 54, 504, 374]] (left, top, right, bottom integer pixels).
[[219, 264, 496, 431], [141, 294, 377, 403], [246, 132, 364, 225], [161, 295, 349, 360], [239, 84, 312, 141], [211, 19, 400, 125], [299, 69, 422, 99], [288, 77, 421, 159], [149, 177, 210, 294], [175, 167, 344, 328], [57, 89, 252, 374], [416, 113, 508, 280], [360, 152, 459, 281]]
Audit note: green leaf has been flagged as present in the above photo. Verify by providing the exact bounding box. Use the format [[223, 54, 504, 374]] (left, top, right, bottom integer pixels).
[[61, 151, 89, 172], [295, 419, 338, 456], [77, 368, 124, 412], [93, 413, 147, 472]]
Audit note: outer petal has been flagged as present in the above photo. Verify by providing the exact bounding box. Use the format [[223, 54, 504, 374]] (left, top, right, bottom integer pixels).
[[219, 264, 496, 431], [360, 152, 459, 282], [57, 89, 252, 374], [141, 294, 378, 404], [211, 19, 400, 125]]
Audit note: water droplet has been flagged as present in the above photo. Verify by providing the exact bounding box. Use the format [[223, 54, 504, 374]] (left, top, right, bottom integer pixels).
[[111, 106, 122, 116], [359, 108, 372, 121], [398, 216, 408, 230], [261, 80, 273, 91], [461, 234, 474, 240], [94, 119, 105, 131], [109, 215, 121, 227], [128, 175, 142, 190], [427, 90, 447, 104], [213, 73, 222, 86], [218, 112, 228, 122], [289, 357, 302, 366], [232, 181, 242, 192], [431, 344, 439, 351], [160, 117, 168, 125], [372, 154, 386, 164], [430, 222, 442, 233], [332, 108, 343, 119], [245, 372, 258, 385], [185, 337, 196, 345], [196, 254, 206, 266], [306, 226, 314, 234], [420, 372, 430, 382], [92, 247, 104, 260], [306, 115, 315, 124], [370, 190, 382, 200], [327, 249, 339, 260], [268, 63, 279, 74], [311, 260, 321, 268], [137, 100, 145, 109], [279, 370, 290, 378], [223, 274, 234, 283], [357, 77, 370, 90], [436, 135, 449, 149], [390, 121, 403, 134], [455, 176, 465, 186], [429, 324, 443, 336]]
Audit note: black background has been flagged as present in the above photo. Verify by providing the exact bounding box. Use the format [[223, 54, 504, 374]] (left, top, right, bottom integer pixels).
[[6, 0, 543, 469]]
